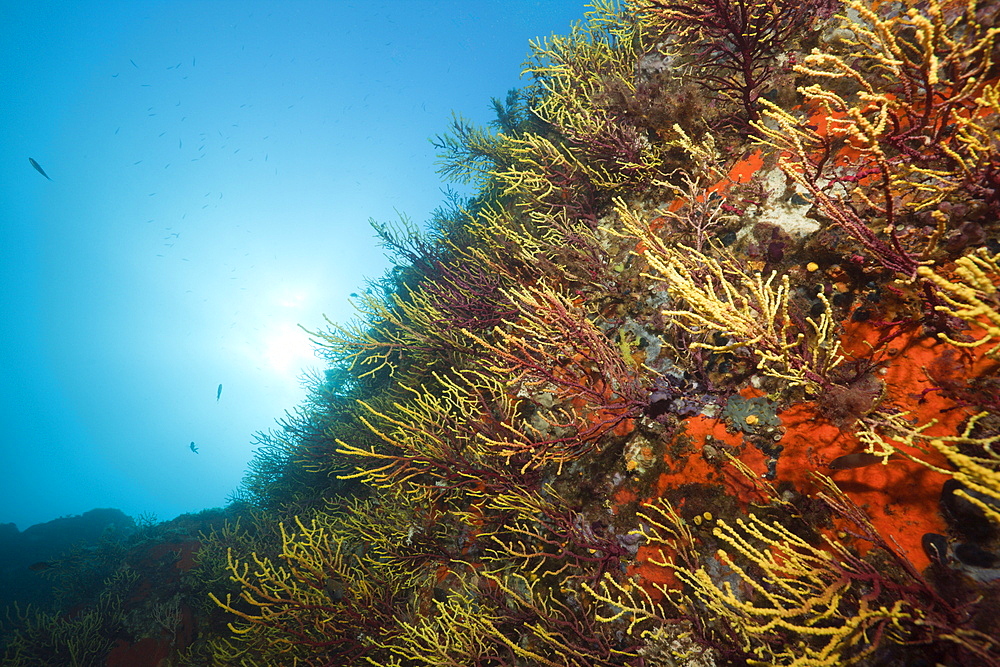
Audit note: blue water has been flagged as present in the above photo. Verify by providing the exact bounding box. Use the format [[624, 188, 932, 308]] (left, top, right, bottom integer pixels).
[[0, 0, 587, 532]]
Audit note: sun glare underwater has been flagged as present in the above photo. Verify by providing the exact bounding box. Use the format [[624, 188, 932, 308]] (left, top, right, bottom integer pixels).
[[3, 0, 1000, 665], [1, 0, 585, 532]]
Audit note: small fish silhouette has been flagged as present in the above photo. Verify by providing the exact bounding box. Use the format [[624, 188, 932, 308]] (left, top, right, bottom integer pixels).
[[189, 441, 199, 454], [28, 158, 51, 180], [828, 451, 900, 470], [216, 383, 223, 401]]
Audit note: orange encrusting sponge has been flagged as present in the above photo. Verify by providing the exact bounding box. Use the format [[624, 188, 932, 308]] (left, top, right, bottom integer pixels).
[[621, 314, 996, 587]]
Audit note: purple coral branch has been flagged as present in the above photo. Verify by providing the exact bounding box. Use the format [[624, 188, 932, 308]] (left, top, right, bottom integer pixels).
[[424, 259, 518, 331], [643, 0, 816, 131]]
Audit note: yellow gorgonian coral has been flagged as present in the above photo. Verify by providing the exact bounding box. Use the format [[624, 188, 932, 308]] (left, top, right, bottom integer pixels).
[[615, 198, 842, 392], [919, 247, 1000, 357]]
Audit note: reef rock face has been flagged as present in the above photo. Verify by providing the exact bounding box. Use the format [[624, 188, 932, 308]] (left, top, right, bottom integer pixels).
[[7, 1, 1000, 665], [0, 508, 135, 609]]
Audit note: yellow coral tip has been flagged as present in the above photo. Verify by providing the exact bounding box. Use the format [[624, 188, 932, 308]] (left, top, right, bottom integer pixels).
[[806, 262, 819, 272]]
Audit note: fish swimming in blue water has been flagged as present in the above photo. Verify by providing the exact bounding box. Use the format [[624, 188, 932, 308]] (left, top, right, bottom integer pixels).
[[28, 158, 51, 180], [190, 441, 199, 453], [217, 383, 223, 401]]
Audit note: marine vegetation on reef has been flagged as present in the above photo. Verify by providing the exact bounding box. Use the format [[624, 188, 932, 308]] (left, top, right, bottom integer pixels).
[[193, 0, 1000, 664], [6, 0, 1000, 664]]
